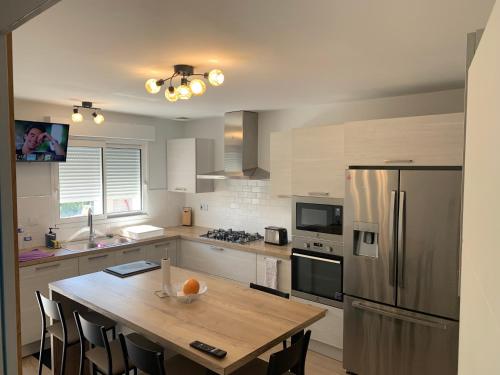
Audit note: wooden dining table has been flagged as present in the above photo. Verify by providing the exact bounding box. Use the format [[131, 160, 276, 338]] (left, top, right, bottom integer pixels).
[[48, 266, 326, 375]]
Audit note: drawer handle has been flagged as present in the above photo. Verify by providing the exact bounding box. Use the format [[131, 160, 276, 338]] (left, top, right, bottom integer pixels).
[[88, 254, 109, 261], [35, 263, 61, 271], [384, 159, 414, 164], [210, 246, 224, 251], [308, 192, 330, 197], [155, 243, 171, 248], [123, 248, 141, 254], [175, 187, 187, 191]]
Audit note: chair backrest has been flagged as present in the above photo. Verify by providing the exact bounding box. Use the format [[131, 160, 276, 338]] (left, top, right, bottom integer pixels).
[[266, 330, 311, 375], [119, 333, 165, 375], [35, 290, 64, 322], [249, 283, 290, 299]]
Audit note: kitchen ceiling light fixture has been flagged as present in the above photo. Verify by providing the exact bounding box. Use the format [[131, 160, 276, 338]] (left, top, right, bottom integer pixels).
[[71, 101, 105, 124], [145, 64, 224, 102]]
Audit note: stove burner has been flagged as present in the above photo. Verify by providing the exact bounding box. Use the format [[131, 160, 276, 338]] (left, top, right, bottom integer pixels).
[[200, 229, 264, 244]]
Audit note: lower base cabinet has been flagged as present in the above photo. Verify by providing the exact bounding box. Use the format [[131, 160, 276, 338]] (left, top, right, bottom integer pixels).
[[256, 254, 291, 293], [179, 240, 257, 284], [19, 258, 79, 346], [143, 240, 178, 265], [291, 296, 343, 350]]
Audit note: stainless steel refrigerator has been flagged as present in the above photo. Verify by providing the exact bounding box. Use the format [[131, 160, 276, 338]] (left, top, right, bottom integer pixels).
[[343, 168, 462, 375]]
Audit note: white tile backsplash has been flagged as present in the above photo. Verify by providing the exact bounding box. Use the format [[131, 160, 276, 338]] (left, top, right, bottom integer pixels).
[[184, 180, 291, 236]]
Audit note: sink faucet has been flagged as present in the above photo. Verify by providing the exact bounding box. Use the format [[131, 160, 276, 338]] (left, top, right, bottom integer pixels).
[[88, 208, 96, 246]]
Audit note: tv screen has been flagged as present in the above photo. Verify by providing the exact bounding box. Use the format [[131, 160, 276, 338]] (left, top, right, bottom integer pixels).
[[15, 120, 69, 162]]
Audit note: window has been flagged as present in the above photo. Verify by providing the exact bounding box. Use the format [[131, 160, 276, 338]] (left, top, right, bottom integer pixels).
[[105, 147, 142, 214], [58, 144, 143, 220], [59, 147, 103, 219]]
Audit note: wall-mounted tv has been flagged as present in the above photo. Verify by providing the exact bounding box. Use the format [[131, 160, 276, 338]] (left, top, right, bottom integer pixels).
[[15, 120, 69, 162]]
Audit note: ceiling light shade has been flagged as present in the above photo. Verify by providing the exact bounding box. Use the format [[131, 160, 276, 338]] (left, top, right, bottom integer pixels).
[[207, 69, 224, 86], [189, 79, 206, 96], [72, 108, 83, 122], [165, 86, 179, 102], [176, 83, 192, 100], [93, 112, 105, 124], [145, 78, 162, 94]]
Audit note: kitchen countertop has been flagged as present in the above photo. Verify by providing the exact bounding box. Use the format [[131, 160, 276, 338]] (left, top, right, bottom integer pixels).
[[18, 225, 292, 267]]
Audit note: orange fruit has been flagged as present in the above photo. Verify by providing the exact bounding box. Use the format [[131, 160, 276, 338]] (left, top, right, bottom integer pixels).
[[183, 278, 200, 295]]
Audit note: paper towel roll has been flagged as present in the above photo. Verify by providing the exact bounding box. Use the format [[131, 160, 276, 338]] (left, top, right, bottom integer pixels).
[[161, 257, 171, 292]]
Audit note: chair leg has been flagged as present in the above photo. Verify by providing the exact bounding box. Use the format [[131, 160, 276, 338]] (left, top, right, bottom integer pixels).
[[60, 341, 66, 375], [92, 363, 98, 375], [78, 342, 85, 375], [37, 330, 45, 375]]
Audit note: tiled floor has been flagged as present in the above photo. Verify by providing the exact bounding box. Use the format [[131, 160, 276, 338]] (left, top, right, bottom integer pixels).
[[22, 349, 346, 374]]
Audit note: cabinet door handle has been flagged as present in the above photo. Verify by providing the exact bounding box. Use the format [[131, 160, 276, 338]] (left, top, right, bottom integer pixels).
[[174, 187, 187, 191], [123, 248, 141, 254], [308, 192, 330, 197], [35, 263, 61, 271], [384, 159, 414, 164], [155, 243, 171, 248], [210, 246, 224, 251], [88, 254, 109, 261]]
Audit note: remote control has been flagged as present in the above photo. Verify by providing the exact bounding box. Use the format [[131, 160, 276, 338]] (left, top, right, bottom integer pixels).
[[190, 341, 227, 359]]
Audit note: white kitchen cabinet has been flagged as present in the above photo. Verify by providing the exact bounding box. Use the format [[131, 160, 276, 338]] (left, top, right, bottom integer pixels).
[[144, 240, 178, 265], [344, 113, 465, 167], [115, 246, 146, 265], [270, 130, 293, 197], [256, 255, 291, 293], [179, 240, 257, 284], [19, 259, 79, 345], [78, 251, 118, 275], [292, 297, 343, 350], [167, 138, 214, 193], [291, 125, 345, 198]]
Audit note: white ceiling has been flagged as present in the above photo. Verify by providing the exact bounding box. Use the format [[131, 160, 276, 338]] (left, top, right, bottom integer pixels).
[[13, 0, 495, 119]]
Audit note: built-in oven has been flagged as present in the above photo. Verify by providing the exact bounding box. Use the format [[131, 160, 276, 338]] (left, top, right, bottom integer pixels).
[[291, 236, 343, 308], [292, 196, 343, 242]]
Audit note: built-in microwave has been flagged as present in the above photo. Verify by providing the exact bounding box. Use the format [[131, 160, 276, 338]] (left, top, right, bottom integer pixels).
[[292, 196, 343, 242]]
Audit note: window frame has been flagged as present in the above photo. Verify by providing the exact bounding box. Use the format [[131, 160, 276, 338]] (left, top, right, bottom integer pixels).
[[52, 138, 149, 225]]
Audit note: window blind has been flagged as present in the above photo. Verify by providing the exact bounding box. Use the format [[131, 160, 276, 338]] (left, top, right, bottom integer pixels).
[[104, 148, 142, 212], [59, 147, 103, 204]]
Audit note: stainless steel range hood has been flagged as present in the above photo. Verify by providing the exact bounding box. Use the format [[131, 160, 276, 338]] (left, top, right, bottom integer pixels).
[[197, 111, 270, 180]]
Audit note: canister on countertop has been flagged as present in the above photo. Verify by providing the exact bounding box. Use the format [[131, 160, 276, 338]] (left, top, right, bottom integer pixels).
[[182, 207, 193, 226]]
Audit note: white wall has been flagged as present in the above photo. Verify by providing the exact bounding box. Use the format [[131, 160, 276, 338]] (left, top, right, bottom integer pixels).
[[15, 98, 186, 248], [459, 1, 500, 373]]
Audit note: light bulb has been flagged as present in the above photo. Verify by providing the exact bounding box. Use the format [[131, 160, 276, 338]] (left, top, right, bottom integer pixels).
[[93, 112, 105, 124], [176, 83, 192, 100], [165, 86, 179, 102], [145, 78, 161, 94], [72, 109, 83, 122], [189, 79, 206, 96], [208, 69, 224, 86]]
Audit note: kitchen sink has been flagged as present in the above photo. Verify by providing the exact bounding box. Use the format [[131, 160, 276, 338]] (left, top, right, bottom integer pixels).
[[64, 236, 135, 252]]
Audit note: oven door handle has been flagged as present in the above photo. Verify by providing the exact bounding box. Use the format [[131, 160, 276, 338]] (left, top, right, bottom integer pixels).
[[292, 253, 341, 264]]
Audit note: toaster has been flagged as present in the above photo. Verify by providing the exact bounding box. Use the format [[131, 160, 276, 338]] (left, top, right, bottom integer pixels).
[[264, 227, 288, 246]]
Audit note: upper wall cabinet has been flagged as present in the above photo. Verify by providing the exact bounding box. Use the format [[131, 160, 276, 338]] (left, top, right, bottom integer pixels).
[[270, 130, 293, 197], [167, 138, 214, 193], [291, 125, 345, 198], [344, 113, 465, 167]]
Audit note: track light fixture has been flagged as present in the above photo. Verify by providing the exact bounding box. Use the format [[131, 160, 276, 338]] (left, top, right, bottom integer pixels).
[[71, 101, 105, 124], [145, 64, 224, 102]]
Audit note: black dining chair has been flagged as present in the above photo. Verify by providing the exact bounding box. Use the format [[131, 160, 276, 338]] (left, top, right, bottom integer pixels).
[[74, 311, 133, 375], [249, 283, 299, 349], [233, 330, 312, 375], [35, 290, 116, 375], [119, 332, 207, 375]]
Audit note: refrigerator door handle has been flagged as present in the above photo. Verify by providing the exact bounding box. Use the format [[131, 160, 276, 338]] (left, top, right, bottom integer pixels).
[[398, 190, 406, 287], [351, 300, 449, 330], [389, 190, 397, 286]]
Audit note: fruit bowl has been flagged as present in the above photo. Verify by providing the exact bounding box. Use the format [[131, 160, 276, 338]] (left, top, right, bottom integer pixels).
[[165, 281, 208, 304]]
